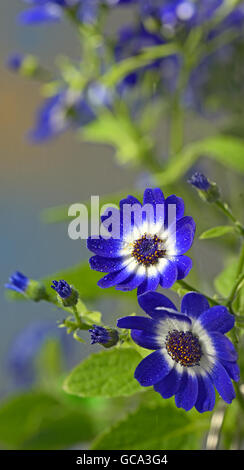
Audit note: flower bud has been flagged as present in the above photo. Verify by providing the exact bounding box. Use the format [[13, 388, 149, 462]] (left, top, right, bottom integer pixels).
[[187, 172, 220, 203], [51, 280, 78, 307], [89, 325, 119, 348]]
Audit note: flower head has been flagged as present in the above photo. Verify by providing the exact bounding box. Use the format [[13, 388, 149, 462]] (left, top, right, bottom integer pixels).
[[117, 291, 239, 412], [5, 271, 29, 294], [88, 188, 195, 294], [89, 325, 119, 348]]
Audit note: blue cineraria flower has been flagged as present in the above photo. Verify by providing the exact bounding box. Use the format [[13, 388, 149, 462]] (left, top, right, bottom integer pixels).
[[117, 291, 239, 412], [5, 271, 29, 294], [29, 89, 95, 142], [188, 172, 220, 203], [139, 0, 224, 31], [87, 188, 196, 294], [7, 320, 73, 387], [6, 53, 25, 72], [89, 325, 119, 348], [18, 0, 137, 26]]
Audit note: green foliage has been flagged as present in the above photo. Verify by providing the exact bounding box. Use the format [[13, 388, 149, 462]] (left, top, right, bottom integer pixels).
[[63, 348, 143, 398], [156, 135, 244, 185], [199, 225, 236, 240], [92, 400, 210, 450], [0, 391, 95, 450]]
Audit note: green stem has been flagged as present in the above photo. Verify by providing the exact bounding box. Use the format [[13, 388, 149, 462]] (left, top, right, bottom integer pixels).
[[177, 280, 221, 306], [215, 200, 244, 237]]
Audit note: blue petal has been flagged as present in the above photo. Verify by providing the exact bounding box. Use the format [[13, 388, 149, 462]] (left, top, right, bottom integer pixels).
[[143, 188, 164, 205], [154, 367, 182, 398], [89, 255, 126, 273], [222, 360, 240, 382], [134, 350, 172, 386], [138, 291, 178, 319], [18, 6, 62, 24], [117, 316, 156, 333], [175, 372, 198, 411], [195, 374, 216, 413], [172, 255, 193, 280], [137, 272, 160, 294], [210, 361, 235, 404], [116, 271, 145, 291], [181, 292, 210, 318], [131, 329, 161, 350], [87, 237, 123, 258], [209, 332, 237, 362], [199, 306, 235, 334], [172, 217, 196, 255], [159, 259, 178, 288], [164, 195, 185, 224], [97, 268, 132, 288]]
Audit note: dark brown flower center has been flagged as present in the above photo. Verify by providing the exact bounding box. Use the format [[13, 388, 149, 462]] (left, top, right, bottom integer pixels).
[[165, 330, 202, 367], [132, 234, 166, 266]]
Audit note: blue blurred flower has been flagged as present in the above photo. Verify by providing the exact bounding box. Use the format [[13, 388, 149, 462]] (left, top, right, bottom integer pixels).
[[5, 271, 29, 295], [117, 290, 239, 412], [89, 325, 119, 347], [7, 321, 73, 387], [6, 53, 25, 72], [87, 188, 195, 294], [29, 89, 95, 142], [18, 0, 138, 25]]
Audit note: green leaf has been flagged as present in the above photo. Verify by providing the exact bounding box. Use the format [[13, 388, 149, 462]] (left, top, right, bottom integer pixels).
[[92, 401, 209, 450], [199, 225, 236, 240], [102, 43, 178, 88], [214, 259, 239, 297], [63, 348, 143, 398], [82, 111, 153, 165], [156, 135, 244, 185], [0, 391, 94, 450]]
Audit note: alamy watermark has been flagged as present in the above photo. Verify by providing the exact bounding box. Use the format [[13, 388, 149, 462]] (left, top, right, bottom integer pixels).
[[67, 196, 177, 243]]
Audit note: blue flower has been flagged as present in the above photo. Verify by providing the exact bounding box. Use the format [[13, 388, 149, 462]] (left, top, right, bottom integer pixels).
[[139, 0, 224, 31], [6, 53, 25, 72], [89, 325, 119, 347], [7, 320, 73, 387], [18, 0, 137, 26], [5, 271, 29, 294], [117, 291, 239, 412], [87, 188, 196, 294], [29, 89, 95, 142], [187, 172, 211, 191]]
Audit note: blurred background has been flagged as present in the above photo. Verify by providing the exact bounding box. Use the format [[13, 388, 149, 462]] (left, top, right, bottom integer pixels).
[[0, 1, 139, 394]]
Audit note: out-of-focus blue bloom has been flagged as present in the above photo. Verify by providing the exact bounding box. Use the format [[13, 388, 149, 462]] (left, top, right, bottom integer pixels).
[[6, 53, 25, 71], [18, 0, 138, 26], [139, 0, 224, 31], [118, 290, 239, 412], [5, 271, 29, 295], [88, 188, 195, 294], [7, 321, 73, 387], [29, 89, 95, 142], [89, 325, 119, 347], [187, 172, 211, 191]]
